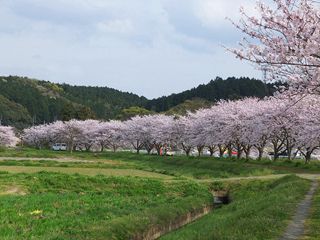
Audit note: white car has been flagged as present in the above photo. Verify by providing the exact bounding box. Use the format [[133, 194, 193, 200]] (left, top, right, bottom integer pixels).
[[52, 143, 67, 151]]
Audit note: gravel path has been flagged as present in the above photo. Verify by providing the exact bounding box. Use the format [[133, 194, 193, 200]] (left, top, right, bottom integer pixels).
[[280, 180, 319, 240]]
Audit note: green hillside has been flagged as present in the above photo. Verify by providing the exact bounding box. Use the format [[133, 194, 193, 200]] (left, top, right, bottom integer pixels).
[[165, 98, 212, 116], [61, 84, 147, 119], [0, 76, 278, 128], [0, 95, 32, 129], [145, 77, 277, 112], [0, 76, 146, 127]]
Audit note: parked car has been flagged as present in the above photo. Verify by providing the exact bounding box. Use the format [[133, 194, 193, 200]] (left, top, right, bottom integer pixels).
[[165, 151, 175, 156], [268, 151, 289, 158], [52, 143, 67, 151]]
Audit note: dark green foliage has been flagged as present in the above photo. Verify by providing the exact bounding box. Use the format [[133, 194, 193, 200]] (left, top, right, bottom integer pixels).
[[116, 106, 153, 120], [146, 77, 279, 112], [0, 76, 71, 126], [165, 98, 212, 116], [0, 76, 145, 127], [60, 84, 147, 119], [60, 103, 95, 121], [0, 95, 32, 129]]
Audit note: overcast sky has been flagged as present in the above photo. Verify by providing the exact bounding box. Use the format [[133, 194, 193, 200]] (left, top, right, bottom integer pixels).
[[0, 0, 262, 99]]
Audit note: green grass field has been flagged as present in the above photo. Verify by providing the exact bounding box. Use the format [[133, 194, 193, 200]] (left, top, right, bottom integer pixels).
[[0, 148, 318, 239], [0, 172, 211, 240]]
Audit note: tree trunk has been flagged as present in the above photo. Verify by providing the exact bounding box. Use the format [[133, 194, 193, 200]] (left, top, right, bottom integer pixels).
[[218, 145, 225, 158], [245, 147, 251, 161], [113, 146, 117, 153], [197, 146, 204, 157], [227, 145, 232, 158], [305, 151, 312, 164], [257, 147, 264, 161], [272, 141, 280, 161], [185, 149, 190, 156], [208, 146, 216, 157]]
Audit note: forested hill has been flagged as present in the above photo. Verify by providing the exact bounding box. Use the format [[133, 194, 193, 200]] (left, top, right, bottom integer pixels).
[[0, 76, 146, 128], [145, 77, 277, 112], [0, 76, 278, 128]]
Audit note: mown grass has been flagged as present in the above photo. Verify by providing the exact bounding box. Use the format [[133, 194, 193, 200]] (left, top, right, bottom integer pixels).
[[160, 175, 310, 240], [1, 148, 320, 177], [0, 156, 279, 179], [0, 165, 174, 179], [102, 152, 284, 179], [0, 172, 211, 240], [303, 181, 320, 240], [0, 149, 282, 179]]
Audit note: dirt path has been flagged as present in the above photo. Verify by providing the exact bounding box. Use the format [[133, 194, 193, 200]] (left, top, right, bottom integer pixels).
[[280, 180, 319, 240]]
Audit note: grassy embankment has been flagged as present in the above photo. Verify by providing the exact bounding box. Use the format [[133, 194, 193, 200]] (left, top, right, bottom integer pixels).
[[0, 172, 211, 240], [161, 175, 310, 240]]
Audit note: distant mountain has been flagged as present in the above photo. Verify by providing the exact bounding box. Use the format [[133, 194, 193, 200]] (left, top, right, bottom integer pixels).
[[145, 77, 277, 112], [0, 76, 279, 129], [61, 84, 147, 120]]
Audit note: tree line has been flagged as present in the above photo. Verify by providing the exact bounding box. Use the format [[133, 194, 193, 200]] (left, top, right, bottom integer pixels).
[[0, 94, 312, 162], [0, 76, 279, 129]]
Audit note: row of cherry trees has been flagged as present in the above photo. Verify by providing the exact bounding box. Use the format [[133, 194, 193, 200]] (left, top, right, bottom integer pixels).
[[17, 94, 320, 162]]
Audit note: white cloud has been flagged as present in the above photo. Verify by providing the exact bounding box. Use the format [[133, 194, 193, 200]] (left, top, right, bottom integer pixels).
[[0, 0, 261, 98], [195, 0, 257, 29], [97, 19, 134, 34]]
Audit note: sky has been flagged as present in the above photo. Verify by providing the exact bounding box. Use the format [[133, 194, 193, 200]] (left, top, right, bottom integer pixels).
[[0, 0, 262, 99]]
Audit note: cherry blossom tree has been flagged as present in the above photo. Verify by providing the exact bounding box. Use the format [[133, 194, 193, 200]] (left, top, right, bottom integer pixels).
[[171, 116, 194, 156], [291, 95, 320, 162], [231, 0, 320, 93], [148, 114, 175, 155], [102, 120, 125, 152], [0, 126, 19, 147], [22, 125, 50, 149], [49, 120, 83, 153], [188, 110, 210, 156], [75, 120, 101, 151], [123, 116, 150, 154]]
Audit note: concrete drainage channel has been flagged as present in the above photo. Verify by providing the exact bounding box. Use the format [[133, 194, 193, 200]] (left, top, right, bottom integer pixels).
[[133, 191, 230, 240]]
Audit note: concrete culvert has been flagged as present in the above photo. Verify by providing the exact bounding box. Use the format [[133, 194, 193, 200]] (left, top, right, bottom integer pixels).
[[213, 190, 230, 205]]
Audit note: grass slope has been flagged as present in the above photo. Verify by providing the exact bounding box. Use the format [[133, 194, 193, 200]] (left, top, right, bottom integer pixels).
[[0, 172, 211, 240], [160, 175, 310, 240]]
